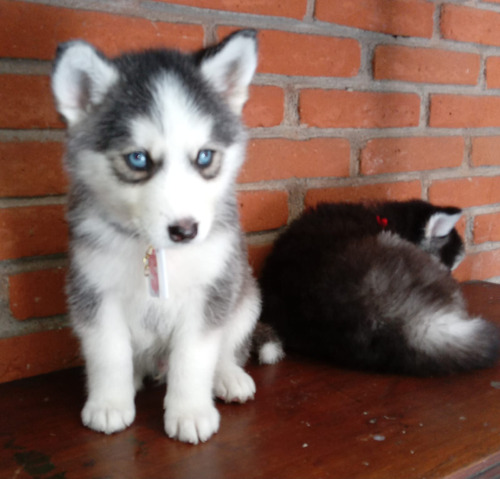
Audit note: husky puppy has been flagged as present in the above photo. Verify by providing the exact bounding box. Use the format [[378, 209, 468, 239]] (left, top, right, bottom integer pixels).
[[259, 200, 500, 376], [52, 30, 260, 444]]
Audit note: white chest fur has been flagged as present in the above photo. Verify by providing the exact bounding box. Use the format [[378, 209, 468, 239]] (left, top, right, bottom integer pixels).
[[73, 225, 234, 333]]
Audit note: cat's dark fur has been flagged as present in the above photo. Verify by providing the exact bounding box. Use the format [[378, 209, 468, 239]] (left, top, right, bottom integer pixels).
[[258, 200, 500, 376]]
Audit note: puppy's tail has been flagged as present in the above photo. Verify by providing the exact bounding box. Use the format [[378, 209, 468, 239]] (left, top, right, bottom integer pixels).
[[404, 311, 500, 375], [252, 322, 285, 365]]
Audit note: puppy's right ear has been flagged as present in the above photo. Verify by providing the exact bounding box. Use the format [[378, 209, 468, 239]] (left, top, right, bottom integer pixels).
[[52, 41, 118, 126]]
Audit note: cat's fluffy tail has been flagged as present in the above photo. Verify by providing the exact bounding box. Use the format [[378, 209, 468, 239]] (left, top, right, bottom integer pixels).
[[253, 311, 499, 375], [252, 323, 285, 364], [405, 311, 500, 375]]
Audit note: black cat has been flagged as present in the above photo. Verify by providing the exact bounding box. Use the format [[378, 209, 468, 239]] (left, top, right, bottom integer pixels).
[[257, 200, 499, 375]]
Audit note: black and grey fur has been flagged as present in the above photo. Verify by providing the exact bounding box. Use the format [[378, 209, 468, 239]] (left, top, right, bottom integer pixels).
[[52, 30, 261, 444], [258, 200, 500, 376]]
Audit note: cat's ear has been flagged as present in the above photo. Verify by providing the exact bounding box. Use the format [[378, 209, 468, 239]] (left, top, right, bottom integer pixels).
[[52, 41, 118, 126], [425, 210, 462, 238], [198, 29, 258, 115]]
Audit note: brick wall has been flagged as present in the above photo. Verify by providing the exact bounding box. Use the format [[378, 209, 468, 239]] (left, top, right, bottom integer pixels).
[[1, 0, 500, 383]]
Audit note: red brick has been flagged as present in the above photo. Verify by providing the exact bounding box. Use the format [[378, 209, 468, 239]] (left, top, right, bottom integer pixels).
[[0, 142, 67, 197], [238, 190, 289, 233], [453, 249, 500, 282], [243, 86, 284, 128], [0, 0, 203, 60], [152, 0, 307, 19], [430, 95, 500, 128], [315, 0, 434, 38], [239, 138, 350, 183], [471, 137, 500, 167], [486, 57, 500, 89], [473, 212, 500, 244], [374, 45, 480, 85], [441, 4, 500, 47], [429, 177, 500, 208], [455, 216, 467, 242], [305, 181, 422, 208], [0, 75, 63, 129], [361, 137, 464, 175], [218, 27, 360, 77], [9, 268, 67, 321], [248, 243, 273, 277], [299, 90, 420, 128], [0, 329, 81, 384], [0, 205, 68, 260]]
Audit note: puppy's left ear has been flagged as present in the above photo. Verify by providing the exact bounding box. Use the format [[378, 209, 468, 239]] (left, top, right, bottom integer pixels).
[[198, 29, 258, 115]]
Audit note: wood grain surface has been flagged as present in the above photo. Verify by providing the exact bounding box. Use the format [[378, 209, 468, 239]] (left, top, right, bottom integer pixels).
[[1, 282, 499, 479]]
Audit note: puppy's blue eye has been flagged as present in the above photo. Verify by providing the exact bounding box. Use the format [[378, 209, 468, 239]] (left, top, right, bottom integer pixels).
[[196, 149, 214, 168], [125, 151, 151, 171]]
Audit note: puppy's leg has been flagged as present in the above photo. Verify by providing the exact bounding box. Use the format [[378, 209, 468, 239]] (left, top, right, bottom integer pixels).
[[214, 278, 260, 403], [79, 297, 136, 434], [164, 318, 221, 444]]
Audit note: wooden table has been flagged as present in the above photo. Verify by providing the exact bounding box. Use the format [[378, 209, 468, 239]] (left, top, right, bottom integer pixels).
[[1, 282, 499, 479]]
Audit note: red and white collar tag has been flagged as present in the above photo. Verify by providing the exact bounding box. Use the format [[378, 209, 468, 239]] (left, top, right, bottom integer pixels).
[[143, 246, 169, 299]]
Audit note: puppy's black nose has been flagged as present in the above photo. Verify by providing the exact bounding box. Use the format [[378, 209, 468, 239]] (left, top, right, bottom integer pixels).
[[168, 219, 198, 243]]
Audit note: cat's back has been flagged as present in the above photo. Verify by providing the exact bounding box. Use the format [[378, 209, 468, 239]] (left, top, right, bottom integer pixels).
[[265, 202, 379, 262], [260, 202, 387, 324], [286, 202, 378, 239]]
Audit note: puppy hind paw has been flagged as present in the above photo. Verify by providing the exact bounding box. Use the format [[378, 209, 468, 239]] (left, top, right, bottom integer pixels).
[[82, 399, 135, 434]]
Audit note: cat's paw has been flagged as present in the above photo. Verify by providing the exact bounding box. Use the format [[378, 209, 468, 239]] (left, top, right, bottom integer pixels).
[[82, 398, 135, 434], [164, 402, 220, 444], [214, 365, 256, 403]]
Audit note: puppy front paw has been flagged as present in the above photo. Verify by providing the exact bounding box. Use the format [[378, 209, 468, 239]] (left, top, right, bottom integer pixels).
[[214, 365, 256, 403], [82, 399, 135, 434], [164, 402, 220, 444]]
